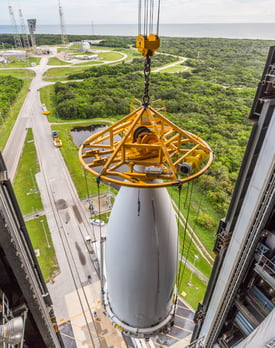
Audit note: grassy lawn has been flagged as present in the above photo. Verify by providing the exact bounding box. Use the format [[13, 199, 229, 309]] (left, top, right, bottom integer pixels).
[[178, 222, 212, 278], [74, 61, 102, 66], [88, 46, 111, 51], [0, 69, 34, 151], [158, 66, 189, 73], [43, 66, 92, 81], [50, 122, 113, 198], [47, 57, 69, 65], [26, 217, 59, 282], [177, 263, 207, 309], [39, 85, 57, 119], [13, 129, 43, 216], [169, 184, 220, 255], [0, 68, 35, 80], [114, 47, 138, 62], [98, 51, 124, 61], [0, 57, 41, 68]]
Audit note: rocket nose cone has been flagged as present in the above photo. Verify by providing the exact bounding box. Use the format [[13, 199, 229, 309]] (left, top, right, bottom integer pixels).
[[105, 186, 178, 329]]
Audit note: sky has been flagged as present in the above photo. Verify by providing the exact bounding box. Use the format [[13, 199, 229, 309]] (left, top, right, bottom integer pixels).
[[1, 0, 275, 25]]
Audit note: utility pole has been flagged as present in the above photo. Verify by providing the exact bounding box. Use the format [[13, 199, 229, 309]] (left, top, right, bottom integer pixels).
[[8, 5, 23, 48], [58, 0, 68, 46]]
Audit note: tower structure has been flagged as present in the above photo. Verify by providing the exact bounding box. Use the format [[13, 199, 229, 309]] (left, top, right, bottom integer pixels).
[[190, 46, 275, 348], [18, 9, 30, 49], [8, 5, 23, 49], [0, 153, 64, 347], [58, 0, 68, 46], [27, 19, 36, 49]]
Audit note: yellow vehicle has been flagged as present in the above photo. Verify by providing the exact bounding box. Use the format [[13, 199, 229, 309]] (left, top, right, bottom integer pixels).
[[41, 104, 50, 115], [52, 130, 62, 147], [53, 137, 62, 147]]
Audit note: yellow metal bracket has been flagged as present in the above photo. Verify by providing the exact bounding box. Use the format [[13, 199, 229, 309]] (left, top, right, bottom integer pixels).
[[136, 33, 160, 57]]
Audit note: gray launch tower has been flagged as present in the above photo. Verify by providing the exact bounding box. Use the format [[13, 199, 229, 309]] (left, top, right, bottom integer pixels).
[[0, 153, 64, 347], [190, 46, 275, 348]]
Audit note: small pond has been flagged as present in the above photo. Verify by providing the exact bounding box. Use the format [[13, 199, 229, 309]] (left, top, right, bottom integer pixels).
[[70, 124, 107, 148]]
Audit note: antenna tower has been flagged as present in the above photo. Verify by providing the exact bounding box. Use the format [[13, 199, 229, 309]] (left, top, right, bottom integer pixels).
[[58, 0, 68, 46], [8, 5, 23, 48], [27, 19, 37, 49], [19, 9, 30, 49]]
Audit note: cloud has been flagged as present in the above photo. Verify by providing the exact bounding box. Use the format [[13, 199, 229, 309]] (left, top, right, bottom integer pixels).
[[1, 0, 275, 25]]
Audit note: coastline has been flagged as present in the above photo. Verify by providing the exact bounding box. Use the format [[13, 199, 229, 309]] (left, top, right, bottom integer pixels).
[[0, 23, 275, 40]]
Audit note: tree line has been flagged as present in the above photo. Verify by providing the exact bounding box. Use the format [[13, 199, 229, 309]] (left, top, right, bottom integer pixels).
[[52, 37, 273, 214], [0, 75, 23, 117]]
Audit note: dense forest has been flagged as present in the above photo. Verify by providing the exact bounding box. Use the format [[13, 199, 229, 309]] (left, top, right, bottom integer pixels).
[[0, 34, 135, 48], [0, 75, 23, 116], [53, 37, 274, 214]]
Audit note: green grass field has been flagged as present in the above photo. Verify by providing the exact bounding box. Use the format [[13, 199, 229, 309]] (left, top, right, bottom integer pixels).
[[0, 69, 34, 151], [43, 66, 93, 81], [26, 217, 59, 282], [47, 57, 69, 65], [177, 263, 207, 309], [0, 57, 41, 68], [158, 66, 189, 73], [50, 121, 114, 198], [98, 51, 124, 61], [13, 129, 43, 215]]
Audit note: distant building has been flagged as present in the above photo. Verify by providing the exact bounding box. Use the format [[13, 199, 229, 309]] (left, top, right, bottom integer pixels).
[[0, 50, 27, 59], [74, 54, 98, 60], [82, 40, 90, 52]]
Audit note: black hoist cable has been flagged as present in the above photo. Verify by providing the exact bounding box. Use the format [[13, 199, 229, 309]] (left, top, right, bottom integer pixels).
[[143, 54, 151, 107]]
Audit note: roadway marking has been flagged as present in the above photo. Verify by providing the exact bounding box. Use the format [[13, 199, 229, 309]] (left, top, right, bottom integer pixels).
[[164, 333, 181, 341], [58, 303, 99, 324], [175, 313, 194, 321], [174, 324, 193, 333], [153, 341, 168, 348], [153, 335, 190, 347], [60, 331, 94, 346], [177, 303, 194, 311]]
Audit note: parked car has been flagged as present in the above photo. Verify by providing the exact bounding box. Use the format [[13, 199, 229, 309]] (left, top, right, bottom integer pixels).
[[89, 218, 105, 226], [85, 235, 95, 254]]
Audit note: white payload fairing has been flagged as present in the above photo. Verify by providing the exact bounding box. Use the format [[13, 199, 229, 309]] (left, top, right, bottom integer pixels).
[[79, 100, 213, 339], [104, 184, 178, 336]]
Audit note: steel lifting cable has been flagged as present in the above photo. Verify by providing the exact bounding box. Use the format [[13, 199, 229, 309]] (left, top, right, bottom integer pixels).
[[156, 0, 160, 36], [138, 0, 161, 107], [175, 182, 182, 289], [176, 180, 194, 290], [180, 192, 203, 285], [96, 176, 103, 242], [143, 55, 151, 106]]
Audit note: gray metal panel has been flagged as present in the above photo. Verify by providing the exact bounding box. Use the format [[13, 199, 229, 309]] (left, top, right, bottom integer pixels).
[[105, 186, 178, 328], [199, 104, 275, 345]]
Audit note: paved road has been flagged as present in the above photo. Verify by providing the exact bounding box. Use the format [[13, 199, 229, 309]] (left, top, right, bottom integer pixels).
[[2, 53, 126, 348], [2, 50, 201, 348]]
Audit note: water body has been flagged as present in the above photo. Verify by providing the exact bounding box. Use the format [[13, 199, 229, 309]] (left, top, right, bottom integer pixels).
[[70, 124, 106, 148], [1, 23, 275, 40]]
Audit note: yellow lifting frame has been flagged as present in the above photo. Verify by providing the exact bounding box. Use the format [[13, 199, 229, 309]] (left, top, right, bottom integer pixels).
[[79, 102, 213, 188]]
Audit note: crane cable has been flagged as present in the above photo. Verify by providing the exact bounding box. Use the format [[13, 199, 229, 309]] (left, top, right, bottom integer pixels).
[[138, 0, 161, 107], [176, 181, 194, 290]]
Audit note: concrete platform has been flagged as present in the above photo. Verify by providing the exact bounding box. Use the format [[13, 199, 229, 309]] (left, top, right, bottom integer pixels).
[[61, 280, 127, 348]]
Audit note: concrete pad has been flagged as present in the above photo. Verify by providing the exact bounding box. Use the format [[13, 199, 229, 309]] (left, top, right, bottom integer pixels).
[[65, 281, 127, 348], [170, 334, 192, 347]]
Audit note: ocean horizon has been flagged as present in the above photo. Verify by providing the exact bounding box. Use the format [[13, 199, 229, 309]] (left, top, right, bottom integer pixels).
[[1, 23, 275, 40]]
